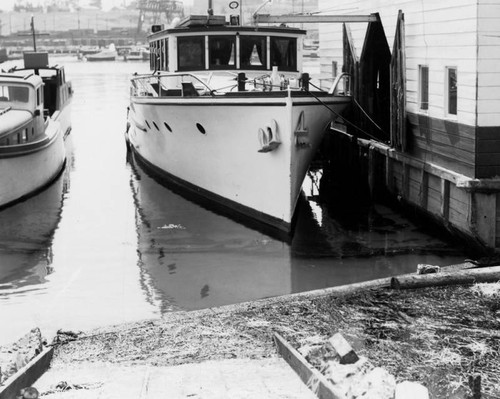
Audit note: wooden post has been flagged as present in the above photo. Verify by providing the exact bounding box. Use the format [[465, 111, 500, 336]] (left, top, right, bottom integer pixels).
[[0, 347, 53, 399], [368, 146, 376, 198], [441, 179, 450, 221], [274, 333, 343, 399], [391, 265, 500, 290], [385, 154, 392, 192], [402, 163, 410, 200], [237, 72, 246, 91], [301, 73, 310, 91], [419, 169, 428, 210]]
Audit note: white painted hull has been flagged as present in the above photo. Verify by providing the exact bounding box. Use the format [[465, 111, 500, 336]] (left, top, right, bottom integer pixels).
[[127, 94, 349, 233], [0, 120, 66, 208]]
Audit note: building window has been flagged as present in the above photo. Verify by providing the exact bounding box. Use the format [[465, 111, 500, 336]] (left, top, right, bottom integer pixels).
[[177, 36, 205, 71], [446, 67, 457, 116], [419, 65, 429, 111]]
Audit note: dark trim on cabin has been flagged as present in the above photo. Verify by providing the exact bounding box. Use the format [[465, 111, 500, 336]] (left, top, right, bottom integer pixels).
[[150, 25, 306, 38], [127, 146, 295, 242], [134, 97, 349, 107]]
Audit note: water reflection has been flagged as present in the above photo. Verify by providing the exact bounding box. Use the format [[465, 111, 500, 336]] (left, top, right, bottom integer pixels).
[[129, 152, 292, 310], [0, 136, 71, 290], [0, 59, 468, 345], [128, 153, 467, 312]]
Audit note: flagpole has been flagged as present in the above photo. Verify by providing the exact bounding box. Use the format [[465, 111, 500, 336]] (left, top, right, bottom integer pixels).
[[30, 15, 37, 52]]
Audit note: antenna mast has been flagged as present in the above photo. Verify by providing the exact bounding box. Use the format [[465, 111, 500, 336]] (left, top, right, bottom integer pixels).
[[30, 16, 36, 52]]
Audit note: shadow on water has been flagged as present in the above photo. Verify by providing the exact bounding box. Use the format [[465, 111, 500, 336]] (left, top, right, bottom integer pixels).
[[127, 151, 469, 312]]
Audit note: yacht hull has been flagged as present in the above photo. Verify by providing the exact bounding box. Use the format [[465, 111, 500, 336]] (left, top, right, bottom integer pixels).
[[127, 93, 349, 234], [0, 120, 66, 208]]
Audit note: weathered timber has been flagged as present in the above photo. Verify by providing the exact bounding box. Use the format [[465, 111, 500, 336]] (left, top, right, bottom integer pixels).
[[0, 346, 53, 399], [328, 333, 359, 365], [391, 265, 500, 290], [274, 333, 343, 399]]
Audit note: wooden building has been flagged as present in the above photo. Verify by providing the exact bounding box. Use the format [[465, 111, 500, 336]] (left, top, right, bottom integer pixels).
[[317, 0, 500, 251]]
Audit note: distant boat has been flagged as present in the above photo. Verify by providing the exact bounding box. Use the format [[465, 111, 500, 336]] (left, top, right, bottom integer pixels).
[[0, 52, 72, 208], [125, 9, 351, 236], [86, 43, 117, 62], [124, 47, 149, 61], [77, 45, 100, 59]]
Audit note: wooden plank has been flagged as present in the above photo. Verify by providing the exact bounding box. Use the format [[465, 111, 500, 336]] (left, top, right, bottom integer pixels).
[[441, 179, 450, 220], [420, 169, 428, 209], [471, 192, 496, 248], [255, 14, 378, 24], [391, 266, 500, 290], [0, 346, 53, 399], [385, 155, 392, 191], [402, 163, 410, 200], [274, 333, 343, 399]]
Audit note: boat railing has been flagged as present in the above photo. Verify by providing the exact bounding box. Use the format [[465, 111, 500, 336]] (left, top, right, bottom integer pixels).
[[131, 70, 347, 98], [328, 73, 352, 96], [131, 72, 216, 98]]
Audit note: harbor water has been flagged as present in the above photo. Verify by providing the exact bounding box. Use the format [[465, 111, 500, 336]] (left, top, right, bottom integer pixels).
[[0, 59, 468, 344]]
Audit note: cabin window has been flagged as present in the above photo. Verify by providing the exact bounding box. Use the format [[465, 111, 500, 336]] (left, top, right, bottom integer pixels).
[[159, 40, 165, 70], [177, 36, 205, 71], [419, 65, 429, 111], [150, 41, 161, 71], [208, 36, 235, 69], [36, 88, 41, 106], [446, 67, 457, 116], [270, 37, 297, 71], [161, 39, 168, 71], [149, 42, 155, 70], [240, 36, 266, 69], [0, 85, 29, 103]]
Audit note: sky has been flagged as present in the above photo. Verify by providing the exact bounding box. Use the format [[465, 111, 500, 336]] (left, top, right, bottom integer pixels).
[[0, 0, 194, 12]]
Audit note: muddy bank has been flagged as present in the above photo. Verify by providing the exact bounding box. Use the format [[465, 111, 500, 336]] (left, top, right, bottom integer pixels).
[[48, 270, 500, 399]]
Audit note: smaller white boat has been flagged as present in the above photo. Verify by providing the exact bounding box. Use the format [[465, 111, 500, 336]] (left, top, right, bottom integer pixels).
[[124, 47, 149, 62], [0, 52, 72, 208], [86, 43, 117, 62]]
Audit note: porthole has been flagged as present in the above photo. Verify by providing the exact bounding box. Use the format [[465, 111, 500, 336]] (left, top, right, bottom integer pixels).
[[196, 123, 206, 134], [153, 121, 159, 131], [164, 122, 172, 132]]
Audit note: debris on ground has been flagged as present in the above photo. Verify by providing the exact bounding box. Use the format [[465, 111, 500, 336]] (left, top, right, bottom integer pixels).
[[49, 282, 500, 398]]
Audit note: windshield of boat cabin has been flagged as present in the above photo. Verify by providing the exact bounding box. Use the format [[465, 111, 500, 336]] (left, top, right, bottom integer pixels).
[[172, 34, 297, 72], [0, 84, 30, 104]]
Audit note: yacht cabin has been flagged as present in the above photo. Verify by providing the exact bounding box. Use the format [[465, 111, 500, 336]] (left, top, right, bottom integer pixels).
[[147, 15, 306, 75]]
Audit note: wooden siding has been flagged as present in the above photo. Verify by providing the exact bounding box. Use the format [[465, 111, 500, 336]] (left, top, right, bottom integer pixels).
[[319, 0, 478, 126], [478, 1, 500, 126], [407, 112, 475, 177], [318, 0, 499, 178]]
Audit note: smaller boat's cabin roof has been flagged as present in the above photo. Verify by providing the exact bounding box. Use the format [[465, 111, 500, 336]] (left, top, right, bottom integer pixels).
[[147, 15, 306, 74], [0, 72, 43, 112]]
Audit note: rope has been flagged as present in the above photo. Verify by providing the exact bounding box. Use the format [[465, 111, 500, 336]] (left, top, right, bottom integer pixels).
[[352, 97, 385, 133], [304, 80, 387, 141], [303, 88, 382, 142]]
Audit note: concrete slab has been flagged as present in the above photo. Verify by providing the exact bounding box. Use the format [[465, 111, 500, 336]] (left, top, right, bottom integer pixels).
[[34, 357, 318, 399]]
